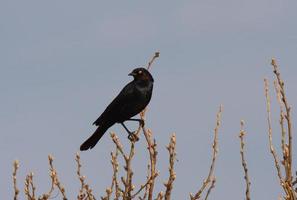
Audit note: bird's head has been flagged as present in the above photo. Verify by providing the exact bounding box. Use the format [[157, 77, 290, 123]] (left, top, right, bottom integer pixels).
[[128, 67, 154, 82]]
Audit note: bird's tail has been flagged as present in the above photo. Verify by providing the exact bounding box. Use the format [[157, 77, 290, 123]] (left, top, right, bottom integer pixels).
[[80, 124, 110, 151]]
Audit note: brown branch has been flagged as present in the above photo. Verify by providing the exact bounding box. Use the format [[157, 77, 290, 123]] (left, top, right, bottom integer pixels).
[[239, 120, 251, 200], [39, 155, 68, 200], [190, 105, 223, 200], [110, 133, 127, 160], [139, 165, 151, 200], [110, 149, 121, 200], [109, 117, 158, 200], [131, 172, 158, 199], [204, 177, 216, 200], [142, 128, 158, 200], [76, 153, 86, 200], [76, 153, 96, 200], [109, 132, 137, 199], [50, 155, 67, 199], [123, 140, 136, 199], [13, 160, 19, 200], [123, 115, 149, 199], [24, 172, 36, 200], [164, 134, 177, 200], [274, 80, 287, 162], [136, 51, 159, 200], [113, 124, 142, 199], [264, 78, 284, 185], [142, 52, 159, 200], [156, 192, 164, 200], [102, 163, 122, 200], [39, 155, 55, 199], [269, 59, 296, 200], [146, 52, 160, 70], [271, 59, 293, 184], [132, 130, 159, 200]]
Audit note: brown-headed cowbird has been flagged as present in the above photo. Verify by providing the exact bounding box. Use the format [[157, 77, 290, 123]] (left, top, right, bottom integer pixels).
[[80, 68, 154, 151]]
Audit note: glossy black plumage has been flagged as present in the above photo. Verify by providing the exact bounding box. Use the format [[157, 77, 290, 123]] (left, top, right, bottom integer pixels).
[[80, 68, 154, 151]]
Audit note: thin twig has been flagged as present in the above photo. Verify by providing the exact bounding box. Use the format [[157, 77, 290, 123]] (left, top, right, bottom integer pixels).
[[123, 139, 136, 199], [139, 165, 151, 200], [39, 155, 56, 199], [142, 128, 158, 200], [164, 134, 177, 200], [76, 153, 86, 199], [111, 149, 121, 200], [142, 52, 159, 200], [131, 172, 158, 199], [190, 105, 223, 200], [110, 133, 127, 160], [147, 52, 160, 70], [271, 58, 293, 184], [264, 78, 284, 185], [13, 160, 19, 200], [204, 177, 216, 200], [156, 192, 164, 200], [274, 80, 287, 161], [24, 172, 36, 200], [102, 164, 120, 200], [239, 120, 251, 200], [40, 155, 67, 200], [269, 59, 296, 200], [75, 153, 96, 200]]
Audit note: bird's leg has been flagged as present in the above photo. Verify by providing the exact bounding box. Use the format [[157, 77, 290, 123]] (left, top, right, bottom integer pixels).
[[121, 122, 133, 135], [126, 118, 145, 127], [121, 122, 139, 142]]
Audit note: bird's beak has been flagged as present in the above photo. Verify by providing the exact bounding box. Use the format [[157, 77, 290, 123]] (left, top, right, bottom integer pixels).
[[128, 72, 136, 76]]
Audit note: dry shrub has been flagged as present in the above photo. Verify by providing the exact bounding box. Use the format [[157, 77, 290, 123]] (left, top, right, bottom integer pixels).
[[263, 59, 296, 200], [12, 104, 222, 200], [11, 56, 296, 200]]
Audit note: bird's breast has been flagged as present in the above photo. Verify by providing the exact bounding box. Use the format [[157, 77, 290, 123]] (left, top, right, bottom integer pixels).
[[135, 84, 153, 101]]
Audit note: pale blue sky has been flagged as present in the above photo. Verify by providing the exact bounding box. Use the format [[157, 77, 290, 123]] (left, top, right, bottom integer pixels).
[[1, 0, 297, 199]]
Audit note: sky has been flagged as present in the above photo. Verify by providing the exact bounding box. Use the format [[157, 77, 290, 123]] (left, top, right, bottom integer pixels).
[[1, 0, 297, 199]]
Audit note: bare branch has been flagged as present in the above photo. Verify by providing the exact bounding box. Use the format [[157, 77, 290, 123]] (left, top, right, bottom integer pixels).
[[264, 78, 284, 185], [204, 177, 216, 200], [39, 155, 68, 200], [268, 59, 297, 200], [239, 120, 251, 200], [190, 105, 223, 200], [76, 153, 96, 200], [12, 160, 19, 200], [142, 127, 158, 200], [146, 52, 160, 70], [156, 192, 164, 200], [164, 134, 177, 200], [131, 172, 158, 199], [25, 172, 37, 200], [271, 59, 293, 184]]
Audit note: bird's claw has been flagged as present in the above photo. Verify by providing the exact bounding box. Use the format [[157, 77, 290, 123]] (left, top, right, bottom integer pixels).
[[128, 133, 139, 142], [139, 119, 145, 127]]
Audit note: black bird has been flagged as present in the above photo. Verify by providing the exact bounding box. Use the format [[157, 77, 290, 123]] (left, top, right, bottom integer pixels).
[[80, 67, 154, 151]]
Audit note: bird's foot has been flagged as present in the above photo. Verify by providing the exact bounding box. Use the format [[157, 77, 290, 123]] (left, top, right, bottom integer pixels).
[[128, 132, 139, 142], [139, 119, 145, 127]]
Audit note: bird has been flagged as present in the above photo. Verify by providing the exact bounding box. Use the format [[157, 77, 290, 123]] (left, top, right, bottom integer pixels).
[[80, 67, 154, 151]]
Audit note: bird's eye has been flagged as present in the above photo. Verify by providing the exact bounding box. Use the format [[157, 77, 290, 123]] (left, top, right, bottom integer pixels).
[[138, 70, 143, 74]]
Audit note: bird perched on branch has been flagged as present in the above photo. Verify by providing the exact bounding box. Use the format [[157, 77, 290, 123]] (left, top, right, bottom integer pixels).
[[80, 67, 154, 151]]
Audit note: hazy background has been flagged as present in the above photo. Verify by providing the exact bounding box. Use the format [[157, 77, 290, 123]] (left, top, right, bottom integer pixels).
[[1, 0, 297, 199]]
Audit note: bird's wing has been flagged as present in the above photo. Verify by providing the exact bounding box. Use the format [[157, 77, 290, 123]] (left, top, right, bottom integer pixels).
[[93, 81, 135, 126]]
